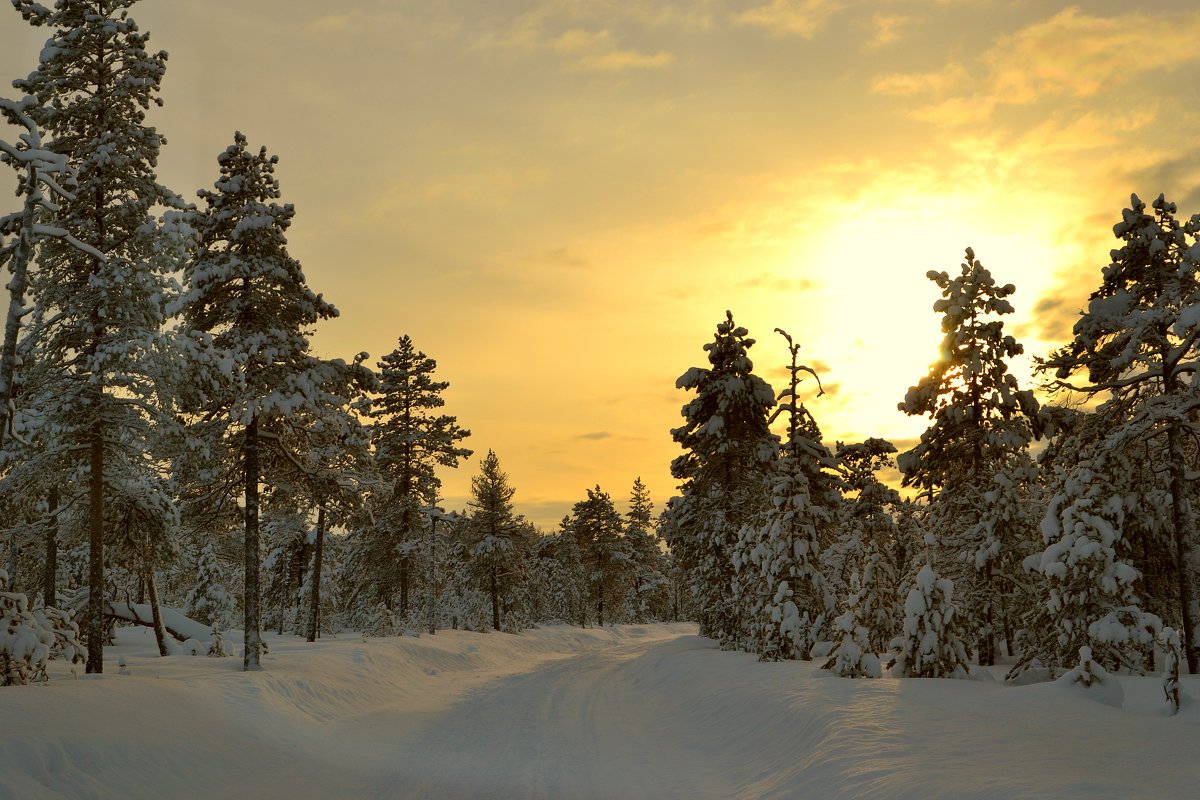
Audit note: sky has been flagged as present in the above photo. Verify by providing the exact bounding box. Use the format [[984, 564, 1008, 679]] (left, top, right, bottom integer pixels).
[[3, 0, 1200, 529]]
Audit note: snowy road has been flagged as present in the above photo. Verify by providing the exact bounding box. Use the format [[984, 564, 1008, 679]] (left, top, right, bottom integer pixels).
[[7, 624, 1200, 799], [364, 630, 735, 799]]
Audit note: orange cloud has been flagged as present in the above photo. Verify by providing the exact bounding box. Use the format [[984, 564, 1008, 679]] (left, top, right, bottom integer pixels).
[[875, 6, 1200, 123], [866, 13, 911, 49], [551, 28, 673, 70], [736, 0, 843, 39]]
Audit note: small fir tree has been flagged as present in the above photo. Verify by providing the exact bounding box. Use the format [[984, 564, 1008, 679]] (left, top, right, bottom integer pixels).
[[891, 564, 971, 678]]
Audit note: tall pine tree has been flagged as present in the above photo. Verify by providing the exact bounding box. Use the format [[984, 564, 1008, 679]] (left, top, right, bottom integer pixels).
[[177, 133, 369, 670], [11, 0, 182, 673]]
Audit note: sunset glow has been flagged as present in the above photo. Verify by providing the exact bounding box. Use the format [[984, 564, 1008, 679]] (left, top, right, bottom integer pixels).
[[4, 0, 1198, 527]]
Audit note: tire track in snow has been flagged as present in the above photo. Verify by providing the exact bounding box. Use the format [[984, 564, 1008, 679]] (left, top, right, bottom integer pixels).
[[366, 632, 736, 800]]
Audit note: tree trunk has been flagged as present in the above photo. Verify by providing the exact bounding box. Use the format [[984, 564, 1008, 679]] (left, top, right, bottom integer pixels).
[[243, 414, 262, 671], [1166, 422, 1199, 673], [307, 504, 325, 643], [400, 557, 409, 618], [490, 563, 500, 631], [426, 516, 436, 636], [43, 487, 58, 610], [146, 559, 169, 657], [85, 420, 104, 674]]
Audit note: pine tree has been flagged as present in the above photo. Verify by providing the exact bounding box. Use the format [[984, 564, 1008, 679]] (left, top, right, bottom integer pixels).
[[624, 478, 668, 622], [356, 335, 471, 616], [465, 451, 528, 631], [738, 329, 835, 660], [568, 486, 630, 626], [669, 310, 777, 648], [1039, 194, 1200, 672], [898, 248, 1041, 666], [835, 439, 902, 651], [176, 133, 370, 670], [10, 0, 183, 673]]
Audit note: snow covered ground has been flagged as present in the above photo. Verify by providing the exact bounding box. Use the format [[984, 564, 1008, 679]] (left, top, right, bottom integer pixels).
[[4, 623, 1198, 799]]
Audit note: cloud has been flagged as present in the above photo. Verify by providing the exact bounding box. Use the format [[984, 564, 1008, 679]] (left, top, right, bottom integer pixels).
[[871, 64, 968, 97], [736, 0, 843, 39], [533, 246, 592, 270], [307, 13, 354, 32], [737, 273, 815, 293], [576, 431, 612, 441], [866, 13, 911, 49], [479, 6, 677, 72], [551, 28, 673, 70], [873, 6, 1200, 124], [1125, 148, 1200, 213]]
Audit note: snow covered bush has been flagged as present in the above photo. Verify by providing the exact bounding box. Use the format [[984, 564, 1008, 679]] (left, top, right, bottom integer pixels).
[[824, 609, 882, 678], [1057, 646, 1124, 708], [1, 569, 83, 685], [890, 564, 970, 678], [1161, 627, 1182, 714], [185, 541, 237, 631], [361, 603, 398, 638]]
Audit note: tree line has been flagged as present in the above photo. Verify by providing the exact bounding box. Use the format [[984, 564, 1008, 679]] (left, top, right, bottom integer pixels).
[[667, 200, 1197, 700], [0, 0, 674, 684]]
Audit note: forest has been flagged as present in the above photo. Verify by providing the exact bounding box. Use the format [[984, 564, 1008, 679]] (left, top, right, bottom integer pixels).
[[0, 0, 1196, 712]]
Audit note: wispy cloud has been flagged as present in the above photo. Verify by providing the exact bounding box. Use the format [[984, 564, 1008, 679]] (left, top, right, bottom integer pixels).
[[873, 6, 1200, 124], [871, 64, 967, 97], [551, 28, 672, 71], [478, 5, 676, 72], [307, 13, 355, 32], [736, 0, 843, 39], [866, 13, 911, 49], [737, 273, 815, 293]]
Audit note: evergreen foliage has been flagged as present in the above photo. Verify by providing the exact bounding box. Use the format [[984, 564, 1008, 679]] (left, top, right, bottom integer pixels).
[[669, 311, 777, 649], [176, 132, 371, 670], [891, 564, 971, 678], [1039, 194, 1200, 673], [354, 335, 471, 616], [737, 330, 835, 660], [10, 0, 184, 674], [898, 248, 1041, 665]]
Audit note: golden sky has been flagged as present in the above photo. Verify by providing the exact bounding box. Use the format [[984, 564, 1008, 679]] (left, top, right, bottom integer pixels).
[[4, 1, 1200, 528]]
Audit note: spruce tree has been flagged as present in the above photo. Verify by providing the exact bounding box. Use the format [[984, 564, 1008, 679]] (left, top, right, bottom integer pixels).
[[738, 330, 835, 660], [624, 478, 668, 622], [568, 486, 629, 626], [1013, 445, 1161, 678], [357, 335, 471, 615], [465, 450, 528, 631], [1040, 194, 1200, 672], [891, 563, 971, 678], [898, 248, 1041, 665], [835, 439, 902, 652], [10, 0, 183, 673], [669, 310, 777, 649], [184, 540, 236, 631]]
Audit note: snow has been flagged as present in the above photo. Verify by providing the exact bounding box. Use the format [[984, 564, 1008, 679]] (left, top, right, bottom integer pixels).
[[3, 623, 1198, 798]]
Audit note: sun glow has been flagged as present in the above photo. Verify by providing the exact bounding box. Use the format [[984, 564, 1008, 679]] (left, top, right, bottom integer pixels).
[[766, 192, 1065, 449]]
